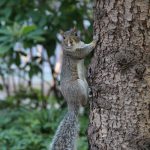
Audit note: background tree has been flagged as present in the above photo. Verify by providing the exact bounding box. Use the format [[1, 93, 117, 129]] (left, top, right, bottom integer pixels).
[[0, 0, 93, 149], [88, 0, 150, 149], [0, 0, 93, 107]]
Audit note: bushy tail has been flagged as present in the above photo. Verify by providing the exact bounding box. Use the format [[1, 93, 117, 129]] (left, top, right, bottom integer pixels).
[[50, 111, 79, 150]]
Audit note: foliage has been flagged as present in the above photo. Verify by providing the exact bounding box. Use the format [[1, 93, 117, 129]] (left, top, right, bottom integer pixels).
[[0, 101, 88, 150], [0, 1, 92, 149], [0, 0, 93, 104], [0, 0, 93, 56], [0, 23, 44, 55]]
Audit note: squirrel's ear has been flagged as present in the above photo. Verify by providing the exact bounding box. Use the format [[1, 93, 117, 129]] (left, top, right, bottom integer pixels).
[[60, 30, 64, 35], [72, 26, 77, 32]]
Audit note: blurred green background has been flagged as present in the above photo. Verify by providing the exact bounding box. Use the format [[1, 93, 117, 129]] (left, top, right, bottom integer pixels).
[[0, 0, 93, 150]]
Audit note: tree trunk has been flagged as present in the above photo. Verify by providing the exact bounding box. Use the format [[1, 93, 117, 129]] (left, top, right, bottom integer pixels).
[[41, 49, 47, 109], [1, 75, 10, 97], [88, 0, 150, 149]]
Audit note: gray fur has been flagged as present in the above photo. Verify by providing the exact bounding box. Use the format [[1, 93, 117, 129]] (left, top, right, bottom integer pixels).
[[50, 29, 97, 150], [50, 112, 79, 150]]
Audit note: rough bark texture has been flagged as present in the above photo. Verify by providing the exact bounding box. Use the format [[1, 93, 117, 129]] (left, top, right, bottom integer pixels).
[[88, 0, 150, 149]]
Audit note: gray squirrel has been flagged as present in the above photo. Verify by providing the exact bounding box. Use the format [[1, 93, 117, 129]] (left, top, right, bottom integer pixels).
[[50, 27, 97, 150]]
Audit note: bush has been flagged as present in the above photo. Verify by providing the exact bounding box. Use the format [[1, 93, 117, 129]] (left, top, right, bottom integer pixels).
[[0, 103, 88, 150]]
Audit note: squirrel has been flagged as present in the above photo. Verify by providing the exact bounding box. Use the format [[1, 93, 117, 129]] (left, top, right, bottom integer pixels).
[[50, 27, 97, 150]]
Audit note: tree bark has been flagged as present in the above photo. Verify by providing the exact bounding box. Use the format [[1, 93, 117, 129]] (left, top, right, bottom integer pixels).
[[88, 0, 150, 149]]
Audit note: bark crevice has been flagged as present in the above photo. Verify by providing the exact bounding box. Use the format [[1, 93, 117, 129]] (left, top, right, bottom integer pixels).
[[88, 0, 150, 149]]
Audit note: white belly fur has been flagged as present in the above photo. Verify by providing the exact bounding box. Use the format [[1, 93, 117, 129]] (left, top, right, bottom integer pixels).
[[77, 60, 86, 80]]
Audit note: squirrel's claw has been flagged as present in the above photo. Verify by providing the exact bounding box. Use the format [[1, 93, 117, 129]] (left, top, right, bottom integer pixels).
[[93, 34, 99, 42]]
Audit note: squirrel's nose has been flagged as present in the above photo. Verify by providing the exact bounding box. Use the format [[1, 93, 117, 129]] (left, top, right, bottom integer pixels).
[[70, 40, 73, 45], [67, 39, 73, 47], [67, 40, 71, 47]]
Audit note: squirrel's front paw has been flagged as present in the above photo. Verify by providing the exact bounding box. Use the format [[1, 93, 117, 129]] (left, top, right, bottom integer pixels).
[[92, 35, 99, 47]]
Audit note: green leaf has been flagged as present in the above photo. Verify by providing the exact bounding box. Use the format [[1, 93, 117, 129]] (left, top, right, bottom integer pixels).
[[0, 45, 11, 54], [0, 0, 6, 6], [0, 29, 11, 35], [31, 36, 45, 42], [21, 25, 37, 35], [28, 63, 42, 78], [27, 29, 44, 38], [0, 36, 10, 42], [0, 84, 3, 90], [3, 7, 12, 18], [15, 53, 21, 66]]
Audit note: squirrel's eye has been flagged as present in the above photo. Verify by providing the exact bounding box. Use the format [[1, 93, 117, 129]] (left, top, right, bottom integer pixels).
[[63, 36, 65, 39], [75, 33, 78, 36]]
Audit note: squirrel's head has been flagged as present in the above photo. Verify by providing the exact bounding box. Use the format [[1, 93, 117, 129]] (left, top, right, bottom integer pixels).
[[61, 27, 80, 50]]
